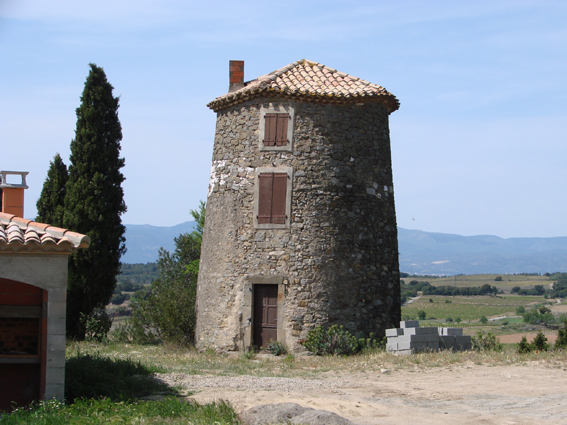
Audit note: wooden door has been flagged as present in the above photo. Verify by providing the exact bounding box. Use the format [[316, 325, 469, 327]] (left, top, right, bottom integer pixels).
[[253, 285, 278, 348]]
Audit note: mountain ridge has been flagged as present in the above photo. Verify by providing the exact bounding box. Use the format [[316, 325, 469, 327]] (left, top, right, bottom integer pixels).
[[122, 223, 567, 275]]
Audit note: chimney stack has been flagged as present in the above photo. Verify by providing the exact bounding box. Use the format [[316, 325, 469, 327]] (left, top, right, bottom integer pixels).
[[229, 60, 244, 93], [0, 171, 29, 218]]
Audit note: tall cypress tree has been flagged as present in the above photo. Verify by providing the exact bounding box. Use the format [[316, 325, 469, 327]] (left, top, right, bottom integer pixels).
[[64, 63, 127, 339], [36, 153, 68, 227]]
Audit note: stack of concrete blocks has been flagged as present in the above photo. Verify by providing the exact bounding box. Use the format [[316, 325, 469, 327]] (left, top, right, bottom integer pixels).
[[438, 326, 472, 351], [386, 321, 472, 355]]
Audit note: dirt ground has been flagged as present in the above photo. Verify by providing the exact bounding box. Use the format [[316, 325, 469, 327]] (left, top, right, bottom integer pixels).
[[176, 363, 567, 425], [498, 333, 558, 344]]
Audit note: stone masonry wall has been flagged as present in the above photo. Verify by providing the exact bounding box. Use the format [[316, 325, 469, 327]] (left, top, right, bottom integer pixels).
[[196, 98, 400, 352]]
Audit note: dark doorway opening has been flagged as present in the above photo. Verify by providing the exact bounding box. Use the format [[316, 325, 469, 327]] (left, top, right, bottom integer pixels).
[[253, 284, 278, 348], [0, 279, 46, 411]]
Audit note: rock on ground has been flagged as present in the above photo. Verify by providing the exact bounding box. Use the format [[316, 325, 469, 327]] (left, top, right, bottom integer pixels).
[[241, 402, 354, 425]]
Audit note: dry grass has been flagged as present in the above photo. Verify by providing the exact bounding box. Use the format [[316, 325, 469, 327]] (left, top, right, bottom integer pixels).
[[67, 341, 567, 379]]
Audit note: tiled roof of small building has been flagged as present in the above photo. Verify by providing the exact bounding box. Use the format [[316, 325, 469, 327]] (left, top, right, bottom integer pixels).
[[0, 213, 90, 253], [207, 59, 400, 113]]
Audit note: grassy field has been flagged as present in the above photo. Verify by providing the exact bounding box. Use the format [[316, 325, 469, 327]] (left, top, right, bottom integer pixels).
[[402, 295, 548, 322], [402, 273, 552, 289]]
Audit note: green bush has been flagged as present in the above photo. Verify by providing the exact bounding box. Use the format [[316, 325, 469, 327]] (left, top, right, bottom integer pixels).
[[522, 308, 556, 325], [128, 202, 205, 345], [266, 340, 288, 356], [446, 317, 453, 323], [110, 322, 159, 345], [471, 331, 502, 351], [80, 308, 112, 342], [480, 316, 488, 324], [517, 336, 532, 353], [532, 331, 549, 351], [241, 346, 257, 360], [111, 293, 126, 305], [555, 319, 567, 350], [515, 306, 525, 315], [302, 325, 382, 356], [417, 310, 426, 320], [517, 331, 550, 353]]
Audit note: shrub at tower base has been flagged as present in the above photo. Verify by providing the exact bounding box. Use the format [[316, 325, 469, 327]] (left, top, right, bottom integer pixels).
[[64, 63, 127, 339]]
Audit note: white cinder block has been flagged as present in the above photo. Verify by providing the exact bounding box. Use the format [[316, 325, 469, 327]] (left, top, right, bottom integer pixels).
[[400, 320, 419, 328], [386, 328, 403, 337], [404, 327, 438, 336], [386, 342, 398, 351]]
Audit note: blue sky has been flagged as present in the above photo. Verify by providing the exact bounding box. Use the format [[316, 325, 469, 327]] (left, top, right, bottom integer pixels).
[[1, 0, 566, 238]]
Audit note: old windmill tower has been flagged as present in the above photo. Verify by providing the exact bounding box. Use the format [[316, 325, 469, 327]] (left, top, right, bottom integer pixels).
[[196, 59, 401, 352]]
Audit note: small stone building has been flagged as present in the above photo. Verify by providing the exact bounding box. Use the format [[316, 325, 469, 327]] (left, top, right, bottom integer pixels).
[[0, 171, 90, 410], [195, 60, 401, 352]]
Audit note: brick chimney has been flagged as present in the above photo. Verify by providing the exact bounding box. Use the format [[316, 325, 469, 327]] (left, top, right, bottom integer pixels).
[[229, 60, 244, 93], [0, 171, 29, 218]]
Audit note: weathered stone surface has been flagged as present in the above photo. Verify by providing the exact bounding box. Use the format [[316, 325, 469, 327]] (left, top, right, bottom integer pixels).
[[241, 403, 354, 425], [196, 96, 401, 352]]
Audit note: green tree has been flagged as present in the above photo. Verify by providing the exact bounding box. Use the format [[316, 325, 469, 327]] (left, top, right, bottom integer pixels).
[[480, 316, 488, 324], [36, 153, 68, 227], [417, 310, 426, 320], [531, 331, 549, 351], [129, 202, 205, 344], [555, 319, 567, 350], [64, 63, 127, 339], [517, 336, 531, 353]]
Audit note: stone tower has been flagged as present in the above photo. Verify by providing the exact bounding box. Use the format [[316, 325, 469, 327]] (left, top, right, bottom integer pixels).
[[196, 59, 401, 352]]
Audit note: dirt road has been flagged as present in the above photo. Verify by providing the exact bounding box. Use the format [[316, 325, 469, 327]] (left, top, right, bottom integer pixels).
[[158, 363, 567, 424]]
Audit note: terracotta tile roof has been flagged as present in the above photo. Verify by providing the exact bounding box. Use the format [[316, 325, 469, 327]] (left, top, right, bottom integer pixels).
[[0, 213, 90, 253], [207, 59, 399, 113]]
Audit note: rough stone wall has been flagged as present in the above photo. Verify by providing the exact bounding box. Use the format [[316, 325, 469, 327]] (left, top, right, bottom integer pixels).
[[196, 98, 400, 352]]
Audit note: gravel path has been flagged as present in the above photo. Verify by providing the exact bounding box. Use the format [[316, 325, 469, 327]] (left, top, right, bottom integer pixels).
[[155, 373, 358, 393], [153, 364, 567, 425]]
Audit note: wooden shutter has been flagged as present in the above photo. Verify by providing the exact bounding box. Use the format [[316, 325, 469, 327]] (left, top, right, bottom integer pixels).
[[275, 113, 289, 146], [263, 114, 277, 146], [271, 173, 287, 224], [257, 173, 273, 224]]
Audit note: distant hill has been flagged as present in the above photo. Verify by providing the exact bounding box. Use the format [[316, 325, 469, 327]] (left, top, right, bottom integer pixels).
[[122, 223, 567, 275], [398, 228, 567, 275], [122, 221, 196, 264]]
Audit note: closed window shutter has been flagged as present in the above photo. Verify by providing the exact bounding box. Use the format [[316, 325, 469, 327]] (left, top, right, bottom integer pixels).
[[263, 114, 277, 146], [275, 113, 289, 146], [257, 173, 273, 223], [271, 173, 287, 224]]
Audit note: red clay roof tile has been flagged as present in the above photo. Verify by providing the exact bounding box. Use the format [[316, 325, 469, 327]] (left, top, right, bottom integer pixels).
[[0, 213, 90, 252], [207, 59, 399, 113]]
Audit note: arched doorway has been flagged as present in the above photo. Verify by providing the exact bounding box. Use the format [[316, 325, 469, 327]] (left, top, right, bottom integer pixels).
[[0, 278, 47, 411]]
